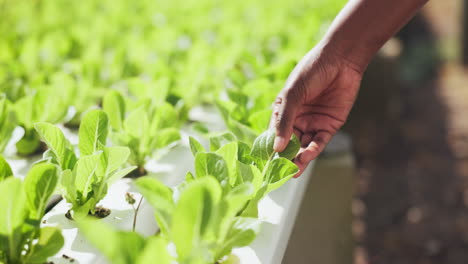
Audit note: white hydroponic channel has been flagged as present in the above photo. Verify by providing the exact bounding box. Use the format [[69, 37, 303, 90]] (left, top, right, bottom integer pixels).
[[4, 106, 314, 264]]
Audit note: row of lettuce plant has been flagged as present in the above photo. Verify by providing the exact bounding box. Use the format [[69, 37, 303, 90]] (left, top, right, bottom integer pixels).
[[76, 128, 301, 264], [0, 106, 301, 263], [102, 89, 184, 176], [0, 107, 147, 262], [0, 0, 343, 156]]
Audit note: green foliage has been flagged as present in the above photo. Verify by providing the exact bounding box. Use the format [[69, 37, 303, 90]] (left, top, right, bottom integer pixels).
[[0, 94, 15, 153], [0, 155, 13, 181], [216, 79, 281, 144], [135, 176, 258, 264], [78, 109, 109, 156], [35, 122, 77, 171], [24, 164, 59, 221], [0, 164, 64, 264], [35, 110, 135, 218], [0, 0, 345, 261], [77, 218, 172, 264], [190, 129, 300, 217], [126, 131, 299, 263], [14, 85, 72, 155], [103, 90, 182, 171], [1, 0, 344, 113], [250, 128, 301, 169], [134, 177, 174, 237]]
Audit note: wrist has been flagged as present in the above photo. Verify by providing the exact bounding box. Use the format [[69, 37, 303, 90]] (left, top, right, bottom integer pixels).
[[318, 37, 371, 75]]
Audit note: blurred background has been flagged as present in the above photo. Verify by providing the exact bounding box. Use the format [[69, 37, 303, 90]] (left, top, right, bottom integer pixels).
[[348, 1, 468, 263], [286, 1, 468, 264]]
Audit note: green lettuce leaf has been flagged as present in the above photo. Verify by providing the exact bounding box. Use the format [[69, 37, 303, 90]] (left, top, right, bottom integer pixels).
[[0, 155, 13, 181], [35, 122, 77, 170], [77, 218, 146, 264], [103, 90, 126, 131], [78, 109, 109, 156], [135, 177, 175, 237], [24, 163, 59, 221], [25, 227, 64, 264], [172, 176, 221, 262]]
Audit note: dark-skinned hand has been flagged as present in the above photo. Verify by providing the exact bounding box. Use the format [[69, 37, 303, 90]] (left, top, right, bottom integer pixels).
[[271, 44, 363, 177]]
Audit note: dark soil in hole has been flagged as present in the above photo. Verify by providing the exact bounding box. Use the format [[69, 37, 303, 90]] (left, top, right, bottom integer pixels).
[[126, 166, 147, 178], [39, 141, 48, 153], [62, 254, 75, 263], [65, 206, 111, 220], [65, 210, 73, 220], [89, 206, 111, 218]]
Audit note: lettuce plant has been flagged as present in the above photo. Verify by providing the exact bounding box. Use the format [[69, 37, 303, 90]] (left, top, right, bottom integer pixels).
[[14, 85, 72, 156], [0, 163, 64, 264], [0, 94, 15, 153], [78, 175, 258, 264], [35, 110, 136, 219], [103, 90, 181, 176], [188, 128, 300, 217], [77, 126, 298, 264], [216, 79, 281, 144], [50, 71, 103, 128], [77, 218, 172, 264], [137, 176, 259, 264]]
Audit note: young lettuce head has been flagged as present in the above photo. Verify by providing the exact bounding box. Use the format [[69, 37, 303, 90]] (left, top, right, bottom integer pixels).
[[35, 109, 136, 219], [0, 163, 64, 264]]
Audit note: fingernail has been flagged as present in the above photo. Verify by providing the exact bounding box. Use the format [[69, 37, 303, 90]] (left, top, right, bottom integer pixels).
[[300, 151, 314, 163], [274, 136, 287, 152]]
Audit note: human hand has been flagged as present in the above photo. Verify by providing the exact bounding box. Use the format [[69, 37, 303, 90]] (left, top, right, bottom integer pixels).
[[271, 43, 363, 177]]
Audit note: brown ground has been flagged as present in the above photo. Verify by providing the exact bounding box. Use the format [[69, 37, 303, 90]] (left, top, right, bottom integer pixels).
[[345, 2, 468, 263]]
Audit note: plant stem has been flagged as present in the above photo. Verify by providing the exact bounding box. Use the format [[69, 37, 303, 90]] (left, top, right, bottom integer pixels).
[[260, 153, 276, 181], [132, 197, 144, 232]]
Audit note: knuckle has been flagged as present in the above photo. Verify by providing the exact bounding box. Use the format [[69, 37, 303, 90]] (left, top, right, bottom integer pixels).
[[314, 136, 326, 145], [274, 96, 283, 105], [313, 130, 333, 148], [285, 78, 306, 102], [306, 142, 320, 153], [274, 115, 283, 129]]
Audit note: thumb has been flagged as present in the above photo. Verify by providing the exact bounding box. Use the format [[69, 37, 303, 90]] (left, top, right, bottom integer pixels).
[[272, 88, 300, 152]]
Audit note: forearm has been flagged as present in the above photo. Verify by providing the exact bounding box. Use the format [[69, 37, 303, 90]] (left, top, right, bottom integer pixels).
[[321, 0, 428, 72]]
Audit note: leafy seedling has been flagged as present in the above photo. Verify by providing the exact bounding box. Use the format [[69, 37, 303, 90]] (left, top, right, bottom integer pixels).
[[189, 128, 300, 217], [14, 85, 72, 156], [136, 176, 260, 264], [103, 90, 181, 176], [216, 79, 281, 144], [0, 163, 64, 264], [77, 218, 172, 264], [35, 109, 136, 219]]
